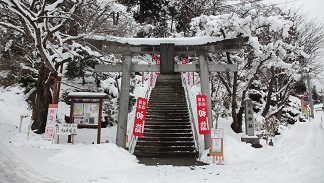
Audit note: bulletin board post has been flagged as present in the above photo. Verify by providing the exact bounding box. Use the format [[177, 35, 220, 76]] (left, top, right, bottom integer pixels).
[[210, 128, 224, 165]]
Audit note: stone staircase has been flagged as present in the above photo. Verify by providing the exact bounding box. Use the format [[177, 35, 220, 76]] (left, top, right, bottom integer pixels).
[[134, 74, 203, 165]]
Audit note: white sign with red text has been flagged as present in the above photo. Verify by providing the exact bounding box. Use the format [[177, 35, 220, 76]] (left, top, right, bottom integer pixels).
[[44, 104, 58, 140]]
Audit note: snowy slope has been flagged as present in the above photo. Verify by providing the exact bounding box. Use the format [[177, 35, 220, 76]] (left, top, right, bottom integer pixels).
[[0, 86, 324, 183]]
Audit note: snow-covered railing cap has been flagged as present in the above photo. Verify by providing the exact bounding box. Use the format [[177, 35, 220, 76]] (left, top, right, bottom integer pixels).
[[67, 92, 108, 99]]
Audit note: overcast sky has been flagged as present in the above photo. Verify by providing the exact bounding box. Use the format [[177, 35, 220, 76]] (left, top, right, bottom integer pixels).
[[263, 0, 324, 22]]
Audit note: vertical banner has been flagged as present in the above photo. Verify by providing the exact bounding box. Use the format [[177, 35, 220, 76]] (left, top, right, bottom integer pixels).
[[182, 57, 186, 74], [300, 96, 308, 117], [152, 53, 159, 59], [44, 104, 58, 140], [196, 94, 210, 134], [149, 72, 155, 87], [133, 97, 148, 136], [152, 54, 160, 75], [156, 58, 160, 75], [187, 72, 192, 85]]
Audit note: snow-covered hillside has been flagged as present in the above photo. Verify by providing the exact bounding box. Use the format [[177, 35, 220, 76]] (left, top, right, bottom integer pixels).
[[0, 86, 323, 183]]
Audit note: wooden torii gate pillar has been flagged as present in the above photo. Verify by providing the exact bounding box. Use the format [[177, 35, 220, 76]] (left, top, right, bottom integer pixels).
[[87, 36, 248, 149]]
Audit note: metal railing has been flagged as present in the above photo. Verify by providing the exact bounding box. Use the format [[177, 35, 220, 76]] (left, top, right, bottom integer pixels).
[[181, 74, 201, 157]]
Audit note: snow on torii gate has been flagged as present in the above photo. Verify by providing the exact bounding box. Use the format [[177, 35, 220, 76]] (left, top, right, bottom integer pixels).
[[86, 36, 248, 149]]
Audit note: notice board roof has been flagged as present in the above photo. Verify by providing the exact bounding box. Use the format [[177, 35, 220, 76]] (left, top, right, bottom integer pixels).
[[68, 92, 109, 99]]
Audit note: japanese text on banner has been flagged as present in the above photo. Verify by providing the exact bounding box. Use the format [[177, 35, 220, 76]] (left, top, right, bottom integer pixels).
[[182, 57, 186, 74], [196, 94, 210, 134], [44, 104, 58, 140], [152, 54, 160, 75], [133, 97, 148, 136]]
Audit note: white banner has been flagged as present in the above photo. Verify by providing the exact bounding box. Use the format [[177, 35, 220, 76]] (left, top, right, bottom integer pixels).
[[44, 104, 58, 140]]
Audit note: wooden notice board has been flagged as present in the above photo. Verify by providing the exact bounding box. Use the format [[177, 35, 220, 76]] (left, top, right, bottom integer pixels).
[[210, 128, 224, 164]]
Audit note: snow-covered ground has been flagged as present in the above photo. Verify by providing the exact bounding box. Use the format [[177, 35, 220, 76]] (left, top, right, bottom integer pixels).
[[0, 86, 324, 183]]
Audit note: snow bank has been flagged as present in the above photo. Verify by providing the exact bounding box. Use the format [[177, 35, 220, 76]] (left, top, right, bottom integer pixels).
[[47, 143, 140, 171]]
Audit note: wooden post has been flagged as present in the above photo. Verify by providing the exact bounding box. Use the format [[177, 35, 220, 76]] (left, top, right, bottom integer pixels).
[[142, 72, 144, 86], [116, 56, 132, 148], [97, 99, 103, 144], [68, 99, 74, 143], [55, 76, 62, 104], [19, 116, 23, 133]]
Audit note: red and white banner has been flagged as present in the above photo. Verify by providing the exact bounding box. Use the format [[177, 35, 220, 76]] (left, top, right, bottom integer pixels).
[[44, 127, 55, 139], [187, 72, 192, 85], [182, 57, 186, 74], [182, 57, 186, 64], [152, 54, 159, 59], [133, 97, 148, 136], [149, 72, 155, 87], [156, 58, 160, 75], [196, 94, 210, 134], [44, 104, 58, 140], [152, 54, 160, 75]]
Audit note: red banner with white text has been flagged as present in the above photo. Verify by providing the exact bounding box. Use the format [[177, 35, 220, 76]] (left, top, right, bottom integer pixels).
[[149, 72, 155, 87], [196, 94, 210, 134], [156, 58, 160, 75], [152, 54, 160, 75], [182, 57, 186, 74], [133, 97, 148, 136]]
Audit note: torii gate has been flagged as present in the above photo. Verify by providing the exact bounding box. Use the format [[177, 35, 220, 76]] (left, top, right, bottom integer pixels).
[[86, 36, 248, 149]]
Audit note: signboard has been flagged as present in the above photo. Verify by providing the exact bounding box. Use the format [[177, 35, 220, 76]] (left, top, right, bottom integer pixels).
[[44, 127, 55, 139], [244, 99, 254, 136], [210, 128, 224, 164], [55, 123, 78, 135], [300, 96, 308, 117], [132, 97, 148, 136], [73, 103, 99, 125], [196, 94, 210, 134], [211, 139, 222, 153], [211, 128, 223, 138], [44, 104, 58, 140]]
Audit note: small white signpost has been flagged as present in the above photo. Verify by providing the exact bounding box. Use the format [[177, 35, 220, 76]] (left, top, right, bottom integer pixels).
[[210, 128, 224, 165], [55, 124, 78, 135], [55, 123, 78, 144]]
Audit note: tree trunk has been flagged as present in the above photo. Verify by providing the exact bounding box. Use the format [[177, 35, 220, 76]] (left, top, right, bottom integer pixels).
[[230, 71, 243, 133], [262, 67, 275, 117], [232, 105, 244, 133], [80, 60, 85, 85], [276, 108, 283, 120], [139, 0, 144, 24], [31, 63, 53, 134]]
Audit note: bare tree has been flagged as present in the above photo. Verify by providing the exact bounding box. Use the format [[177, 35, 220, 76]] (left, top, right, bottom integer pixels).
[[287, 9, 324, 74], [0, 0, 136, 133]]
